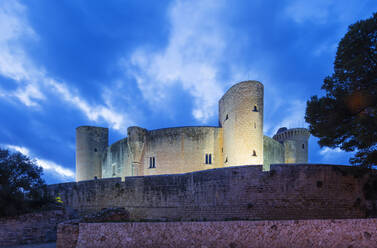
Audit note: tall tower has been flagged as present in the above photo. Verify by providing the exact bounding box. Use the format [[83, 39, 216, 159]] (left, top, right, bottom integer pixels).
[[219, 80, 264, 166], [273, 127, 310, 163], [76, 126, 108, 181]]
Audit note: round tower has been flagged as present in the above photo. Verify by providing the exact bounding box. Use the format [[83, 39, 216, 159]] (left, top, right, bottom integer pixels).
[[272, 127, 310, 163], [76, 126, 108, 182], [127, 126, 147, 176], [219, 80, 264, 166]]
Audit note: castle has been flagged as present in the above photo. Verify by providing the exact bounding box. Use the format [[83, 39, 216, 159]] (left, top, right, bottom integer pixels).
[[76, 80, 310, 181]]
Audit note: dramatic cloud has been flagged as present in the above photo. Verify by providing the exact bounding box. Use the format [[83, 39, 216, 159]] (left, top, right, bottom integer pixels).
[[4, 144, 75, 180], [266, 100, 308, 136], [284, 0, 333, 24], [318, 146, 353, 165], [127, 0, 229, 123], [0, 0, 132, 131]]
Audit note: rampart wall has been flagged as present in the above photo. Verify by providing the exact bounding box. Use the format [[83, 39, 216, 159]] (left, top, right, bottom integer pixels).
[[48, 164, 377, 221], [0, 210, 70, 246], [58, 219, 377, 248]]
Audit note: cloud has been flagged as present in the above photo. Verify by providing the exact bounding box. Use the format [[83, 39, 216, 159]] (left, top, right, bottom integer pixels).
[[127, 0, 229, 123], [4, 144, 75, 179], [284, 0, 333, 24], [319, 147, 343, 157], [318, 146, 353, 165], [46, 79, 130, 131], [0, 0, 132, 131], [266, 100, 307, 136], [284, 0, 371, 26]]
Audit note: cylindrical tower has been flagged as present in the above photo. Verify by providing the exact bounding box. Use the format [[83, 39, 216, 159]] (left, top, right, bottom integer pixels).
[[76, 126, 108, 181], [127, 126, 147, 176], [219, 80, 264, 166], [273, 127, 310, 163]]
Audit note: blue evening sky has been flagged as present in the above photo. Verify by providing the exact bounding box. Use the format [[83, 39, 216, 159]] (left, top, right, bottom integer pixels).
[[0, 0, 376, 184]]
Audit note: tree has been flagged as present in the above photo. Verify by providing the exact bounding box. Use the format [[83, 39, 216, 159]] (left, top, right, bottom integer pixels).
[[305, 13, 377, 168], [0, 148, 50, 216]]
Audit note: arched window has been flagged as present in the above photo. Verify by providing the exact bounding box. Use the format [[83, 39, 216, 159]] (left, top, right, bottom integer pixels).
[[302, 144, 305, 149], [253, 105, 258, 112], [252, 150, 257, 156], [225, 156, 228, 163]]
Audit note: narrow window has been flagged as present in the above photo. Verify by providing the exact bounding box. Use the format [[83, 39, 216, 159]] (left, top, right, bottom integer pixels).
[[209, 154, 212, 164], [225, 114, 229, 121], [149, 157, 156, 168], [252, 150, 257, 156], [302, 144, 305, 149], [112, 164, 116, 176], [205, 154, 208, 164], [225, 156, 228, 163], [253, 105, 258, 112], [254, 122, 256, 129], [94, 148, 98, 152], [221, 147, 223, 153]]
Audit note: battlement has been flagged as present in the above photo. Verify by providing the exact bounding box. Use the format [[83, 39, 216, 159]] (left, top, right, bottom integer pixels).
[[273, 127, 310, 142]]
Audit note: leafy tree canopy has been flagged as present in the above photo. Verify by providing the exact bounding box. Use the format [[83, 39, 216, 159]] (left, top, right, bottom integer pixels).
[[0, 148, 50, 217], [305, 13, 377, 167]]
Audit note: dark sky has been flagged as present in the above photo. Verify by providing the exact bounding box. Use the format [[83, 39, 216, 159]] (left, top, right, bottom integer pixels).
[[0, 0, 376, 184]]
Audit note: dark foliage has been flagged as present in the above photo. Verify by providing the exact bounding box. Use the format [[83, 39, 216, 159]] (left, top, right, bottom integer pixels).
[[0, 148, 52, 217], [305, 13, 377, 167]]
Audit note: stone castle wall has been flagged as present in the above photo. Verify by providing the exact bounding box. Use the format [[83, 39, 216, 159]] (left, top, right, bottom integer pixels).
[[0, 210, 69, 246], [100, 126, 224, 179], [142, 126, 223, 175], [263, 136, 284, 170], [58, 219, 377, 248], [48, 164, 377, 221], [101, 138, 130, 179]]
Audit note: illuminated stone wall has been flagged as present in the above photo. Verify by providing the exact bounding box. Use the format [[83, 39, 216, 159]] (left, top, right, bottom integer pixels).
[[141, 127, 223, 175], [101, 127, 223, 178], [49, 164, 377, 221], [219, 81, 264, 166], [58, 219, 377, 248]]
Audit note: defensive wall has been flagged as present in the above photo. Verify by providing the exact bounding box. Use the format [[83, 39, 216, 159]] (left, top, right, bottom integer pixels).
[[0, 210, 70, 246], [57, 219, 377, 248], [48, 164, 377, 221]]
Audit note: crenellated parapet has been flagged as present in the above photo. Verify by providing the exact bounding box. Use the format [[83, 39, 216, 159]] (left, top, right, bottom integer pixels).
[[273, 128, 310, 142]]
